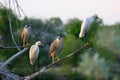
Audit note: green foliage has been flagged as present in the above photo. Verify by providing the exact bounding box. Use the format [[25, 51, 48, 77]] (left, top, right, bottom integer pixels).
[[61, 34, 83, 66], [64, 18, 82, 38], [1, 6, 120, 80], [35, 73, 54, 80], [67, 72, 86, 80], [79, 53, 120, 80], [0, 8, 21, 46]]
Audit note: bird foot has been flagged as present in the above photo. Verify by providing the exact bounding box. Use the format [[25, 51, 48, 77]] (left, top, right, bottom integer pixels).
[[52, 61, 55, 64], [57, 58, 60, 61], [56, 56, 60, 61], [84, 42, 90, 48]]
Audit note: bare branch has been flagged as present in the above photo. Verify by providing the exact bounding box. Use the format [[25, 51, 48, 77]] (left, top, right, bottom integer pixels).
[[0, 1, 6, 8], [14, 0, 21, 17], [0, 69, 21, 80], [0, 48, 28, 68], [23, 43, 89, 80], [0, 45, 23, 49], [7, 0, 21, 51]]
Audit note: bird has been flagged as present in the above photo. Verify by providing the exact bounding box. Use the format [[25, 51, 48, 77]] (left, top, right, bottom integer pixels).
[[29, 41, 43, 65], [21, 24, 32, 48], [49, 36, 63, 63], [79, 15, 100, 43]]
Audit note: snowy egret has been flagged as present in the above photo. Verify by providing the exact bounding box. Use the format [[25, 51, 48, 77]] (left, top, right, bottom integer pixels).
[[49, 36, 63, 63], [29, 41, 44, 65], [79, 15, 100, 43], [21, 24, 32, 48]]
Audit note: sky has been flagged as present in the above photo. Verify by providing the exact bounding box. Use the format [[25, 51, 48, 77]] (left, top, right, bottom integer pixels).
[[0, 0, 120, 25]]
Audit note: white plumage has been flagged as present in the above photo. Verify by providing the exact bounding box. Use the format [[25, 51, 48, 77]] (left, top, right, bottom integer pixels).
[[29, 41, 41, 65], [79, 16, 95, 38]]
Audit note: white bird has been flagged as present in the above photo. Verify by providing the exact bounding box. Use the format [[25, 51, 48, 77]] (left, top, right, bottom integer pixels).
[[21, 24, 32, 48], [29, 41, 42, 65], [79, 15, 99, 43], [49, 36, 63, 63]]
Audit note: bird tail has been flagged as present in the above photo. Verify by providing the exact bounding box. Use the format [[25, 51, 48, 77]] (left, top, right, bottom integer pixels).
[[30, 62, 33, 65], [49, 52, 53, 60], [79, 32, 84, 38], [49, 54, 52, 59], [79, 33, 82, 38], [30, 60, 34, 65]]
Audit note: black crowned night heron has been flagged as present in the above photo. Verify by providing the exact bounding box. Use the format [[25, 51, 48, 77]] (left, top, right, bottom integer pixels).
[[29, 41, 43, 65], [21, 24, 32, 48], [49, 36, 63, 63], [79, 15, 100, 43]]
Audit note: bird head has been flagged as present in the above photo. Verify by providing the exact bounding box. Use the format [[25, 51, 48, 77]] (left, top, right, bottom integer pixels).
[[93, 14, 99, 19], [56, 36, 62, 42], [57, 36, 62, 39], [35, 41, 44, 47], [25, 24, 32, 28], [35, 41, 41, 46], [93, 14, 102, 20], [93, 14, 102, 23]]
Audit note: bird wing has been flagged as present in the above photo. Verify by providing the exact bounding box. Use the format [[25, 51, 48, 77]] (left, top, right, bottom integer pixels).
[[49, 40, 57, 56], [29, 45, 39, 60], [58, 40, 63, 54], [81, 18, 89, 32], [21, 28, 24, 41], [27, 28, 32, 42], [79, 17, 90, 38]]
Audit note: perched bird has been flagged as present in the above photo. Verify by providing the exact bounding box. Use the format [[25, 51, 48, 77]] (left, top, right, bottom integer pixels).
[[49, 36, 63, 63], [79, 15, 100, 43], [21, 24, 32, 48], [29, 41, 43, 65]]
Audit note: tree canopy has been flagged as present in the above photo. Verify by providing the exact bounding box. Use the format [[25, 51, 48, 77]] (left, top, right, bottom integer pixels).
[[0, 7, 120, 80]]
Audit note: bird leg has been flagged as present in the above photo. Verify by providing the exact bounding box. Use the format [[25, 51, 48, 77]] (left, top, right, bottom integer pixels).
[[52, 56, 55, 63], [26, 42, 30, 47], [82, 36, 86, 45], [23, 41, 27, 48], [56, 56, 60, 61], [23, 44, 26, 48], [84, 33, 87, 44], [84, 36, 85, 44], [32, 66, 34, 80], [32, 63, 35, 73]]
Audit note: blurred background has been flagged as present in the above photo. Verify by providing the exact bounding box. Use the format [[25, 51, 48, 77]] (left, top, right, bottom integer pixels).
[[0, 0, 120, 80]]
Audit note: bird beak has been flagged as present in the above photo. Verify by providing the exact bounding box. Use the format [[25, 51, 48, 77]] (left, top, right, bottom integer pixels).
[[59, 36, 62, 39], [40, 44, 45, 48]]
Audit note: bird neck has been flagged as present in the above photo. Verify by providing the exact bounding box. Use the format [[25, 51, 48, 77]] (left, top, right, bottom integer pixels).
[[35, 43, 40, 46], [56, 39, 61, 45]]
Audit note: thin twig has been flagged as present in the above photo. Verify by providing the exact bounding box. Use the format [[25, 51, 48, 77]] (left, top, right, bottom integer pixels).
[[14, 0, 21, 17], [0, 48, 28, 68], [23, 43, 89, 80], [14, 0, 30, 23], [0, 1, 6, 8], [5, 0, 21, 51]]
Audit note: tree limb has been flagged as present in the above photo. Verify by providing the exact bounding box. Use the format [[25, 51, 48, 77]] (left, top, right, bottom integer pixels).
[[0, 69, 21, 80], [0, 45, 24, 49], [23, 43, 89, 80], [0, 48, 28, 69]]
